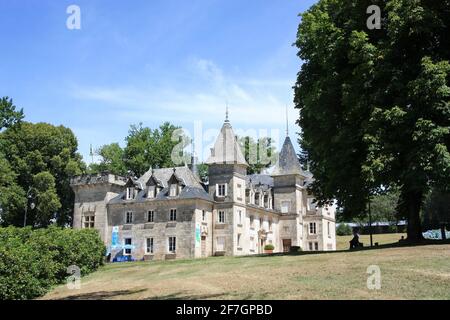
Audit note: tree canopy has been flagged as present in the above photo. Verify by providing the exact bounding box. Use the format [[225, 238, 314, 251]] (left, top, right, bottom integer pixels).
[[89, 122, 188, 177], [238, 136, 278, 174], [0, 97, 23, 131], [0, 120, 85, 227], [295, 0, 450, 241]]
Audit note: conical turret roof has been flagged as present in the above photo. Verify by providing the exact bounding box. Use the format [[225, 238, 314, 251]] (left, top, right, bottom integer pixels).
[[206, 120, 247, 166], [272, 136, 304, 176]]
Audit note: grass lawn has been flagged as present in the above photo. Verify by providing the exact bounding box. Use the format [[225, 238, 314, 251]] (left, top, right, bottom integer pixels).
[[336, 233, 406, 250], [42, 234, 450, 300]]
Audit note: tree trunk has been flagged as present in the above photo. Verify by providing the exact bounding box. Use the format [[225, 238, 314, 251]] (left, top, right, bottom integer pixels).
[[403, 189, 424, 242]]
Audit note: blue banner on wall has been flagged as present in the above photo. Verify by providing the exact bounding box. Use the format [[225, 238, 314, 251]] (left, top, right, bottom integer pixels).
[[111, 226, 119, 249]]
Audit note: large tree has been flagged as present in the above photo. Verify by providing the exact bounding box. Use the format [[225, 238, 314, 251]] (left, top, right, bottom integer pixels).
[[0, 97, 23, 131], [0, 122, 85, 226], [295, 0, 450, 241], [90, 122, 187, 177], [238, 136, 278, 174], [89, 143, 127, 175]]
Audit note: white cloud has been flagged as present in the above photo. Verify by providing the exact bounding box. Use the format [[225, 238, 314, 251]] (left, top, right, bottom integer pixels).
[[70, 58, 298, 130]]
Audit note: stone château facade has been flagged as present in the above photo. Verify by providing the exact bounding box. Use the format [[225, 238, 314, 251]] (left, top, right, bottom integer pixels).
[[70, 116, 336, 261]]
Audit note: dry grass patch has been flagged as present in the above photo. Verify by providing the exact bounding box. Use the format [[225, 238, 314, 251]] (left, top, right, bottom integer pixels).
[[42, 235, 450, 300]]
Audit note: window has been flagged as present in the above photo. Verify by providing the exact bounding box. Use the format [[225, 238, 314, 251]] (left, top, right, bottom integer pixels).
[[309, 222, 317, 235], [170, 209, 177, 221], [249, 191, 255, 204], [146, 238, 154, 254], [268, 219, 273, 231], [218, 210, 225, 223], [250, 237, 255, 251], [83, 214, 95, 229], [237, 234, 241, 247], [250, 215, 254, 228], [148, 186, 155, 198], [327, 222, 331, 237], [168, 237, 176, 253], [126, 187, 135, 200], [308, 242, 313, 251], [124, 238, 132, 255], [314, 242, 319, 251], [202, 210, 206, 222], [169, 184, 178, 197], [125, 211, 133, 224], [236, 184, 243, 199], [238, 210, 242, 224], [281, 201, 290, 213], [217, 183, 227, 197], [259, 217, 263, 228], [147, 210, 154, 223]]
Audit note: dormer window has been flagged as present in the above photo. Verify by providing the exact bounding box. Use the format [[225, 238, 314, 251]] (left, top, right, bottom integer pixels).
[[167, 171, 184, 197], [126, 187, 134, 200], [169, 184, 178, 197], [216, 183, 227, 197], [146, 175, 162, 199], [124, 178, 136, 200], [148, 186, 156, 199]]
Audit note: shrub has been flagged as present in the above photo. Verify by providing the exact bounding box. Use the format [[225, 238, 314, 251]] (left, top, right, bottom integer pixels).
[[387, 224, 398, 233], [264, 244, 275, 251], [0, 226, 105, 300], [336, 223, 353, 236]]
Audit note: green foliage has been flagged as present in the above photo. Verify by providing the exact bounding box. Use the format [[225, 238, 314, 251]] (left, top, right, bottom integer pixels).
[[264, 244, 275, 251], [0, 153, 26, 224], [89, 143, 127, 175], [196, 163, 209, 184], [368, 190, 400, 223], [0, 226, 105, 300], [294, 0, 450, 241], [30, 172, 62, 226], [0, 121, 85, 227], [90, 122, 188, 177], [423, 188, 450, 228], [336, 223, 353, 236], [238, 136, 278, 174], [0, 97, 23, 131]]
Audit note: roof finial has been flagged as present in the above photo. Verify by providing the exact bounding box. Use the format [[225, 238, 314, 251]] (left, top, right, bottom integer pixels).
[[225, 101, 229, 123], [285, 105, 289, 137]]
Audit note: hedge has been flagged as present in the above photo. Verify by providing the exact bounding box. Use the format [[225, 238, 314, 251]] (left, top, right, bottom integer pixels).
[[0, 226, 105, 300], [336, 223, 353, 236]]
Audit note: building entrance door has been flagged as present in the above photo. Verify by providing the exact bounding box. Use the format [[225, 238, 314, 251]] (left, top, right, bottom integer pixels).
[[283, 239, 292, 253], [201, 236, 206, 257]]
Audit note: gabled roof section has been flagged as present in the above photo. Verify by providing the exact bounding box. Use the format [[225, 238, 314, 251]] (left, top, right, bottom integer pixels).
[[137, 166, 203, 189], [168, 170, 186, 186], [206, 121, 247, 166], [124, 177, 135, 187], [145, 173, 164, 188], [272, 136, 304, 176]]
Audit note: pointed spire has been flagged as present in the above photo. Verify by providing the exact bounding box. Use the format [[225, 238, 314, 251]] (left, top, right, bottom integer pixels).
[[272, 136, 304, 176], [89, 144, 94, 164], [225, 101, 229, 123], [206, 114, 247, 166], [285, 105, 289, 137]]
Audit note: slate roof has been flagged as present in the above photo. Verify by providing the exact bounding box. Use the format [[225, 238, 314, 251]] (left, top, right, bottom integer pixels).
[[271, 136, 305, 176], [246, 174, 274, 190], [137, 166, 202, 189], [206, 121, 247, 166], [109, 166, 212, 203]]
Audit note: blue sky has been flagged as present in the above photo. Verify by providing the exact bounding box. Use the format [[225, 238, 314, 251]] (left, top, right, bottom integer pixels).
[[0, 0, 316, 163]]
